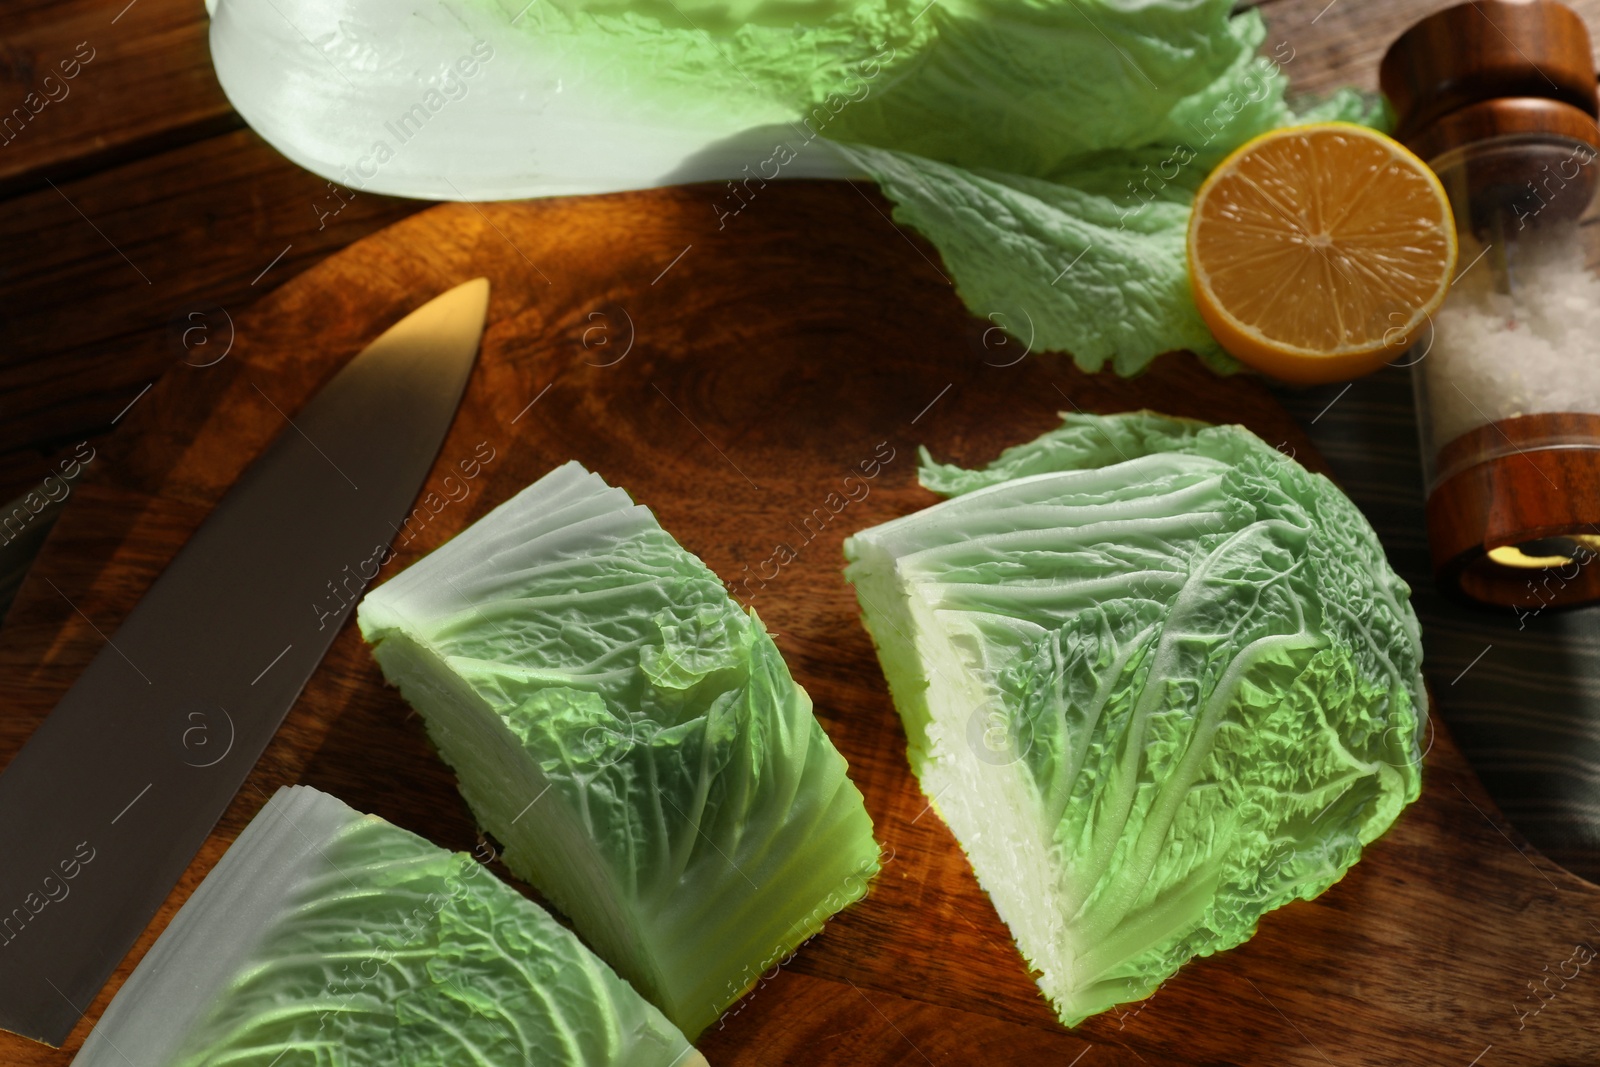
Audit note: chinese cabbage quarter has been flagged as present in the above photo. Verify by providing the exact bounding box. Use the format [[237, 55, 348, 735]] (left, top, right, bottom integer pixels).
[[206, 0, 1383, 375], [73, 786, 702, 1067], [356, 462, 881, 1039], [842, 412, 1426, 1028]]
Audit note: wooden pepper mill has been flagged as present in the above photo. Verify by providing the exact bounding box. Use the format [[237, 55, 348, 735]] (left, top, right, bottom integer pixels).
[[1382, 0, 1600, 612]]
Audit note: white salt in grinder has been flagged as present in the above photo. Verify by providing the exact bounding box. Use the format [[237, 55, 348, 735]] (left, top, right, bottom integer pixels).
[[1382, 0, 1600, 612]]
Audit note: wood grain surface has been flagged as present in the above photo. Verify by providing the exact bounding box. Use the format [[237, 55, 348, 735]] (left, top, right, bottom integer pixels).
[[0, 130, 423, 504], [0, 0, 235, 197], [5, 0, 1599, 505], [1, 182, 1597, 1066]]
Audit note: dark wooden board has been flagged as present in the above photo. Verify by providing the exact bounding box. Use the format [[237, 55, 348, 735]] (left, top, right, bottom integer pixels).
[[1, 180, 1597, 1066], [0, 129, 424, 504], [5, 0, 1598, 529], [0, 0, 235, 198]]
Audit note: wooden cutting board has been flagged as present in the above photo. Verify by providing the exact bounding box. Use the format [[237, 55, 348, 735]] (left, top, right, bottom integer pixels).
[[2, 180, 1596, 1067]]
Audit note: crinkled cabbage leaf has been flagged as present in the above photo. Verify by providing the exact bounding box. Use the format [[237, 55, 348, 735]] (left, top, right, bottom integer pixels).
[[843, 412, 1424, 1026], [74, 786, 700, 1067], [357, 462, 880, 1038], [206, 0, 1380, 373]]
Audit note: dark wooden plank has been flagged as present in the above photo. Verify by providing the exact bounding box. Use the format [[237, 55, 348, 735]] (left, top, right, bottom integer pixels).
[[1, 184, 1595, 1065], [3, 0, 1593, 509], [0, 128, 426, 504], [0, 0, 235, 197], [697, 971, 1138, 1065]]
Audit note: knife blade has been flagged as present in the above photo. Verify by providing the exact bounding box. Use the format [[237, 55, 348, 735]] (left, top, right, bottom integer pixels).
[[0, 277, 490, 1046]]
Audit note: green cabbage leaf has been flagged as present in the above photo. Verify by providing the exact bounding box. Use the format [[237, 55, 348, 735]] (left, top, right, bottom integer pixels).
[[843, 412, 1424, 1026], [206, 0, 1380, 373], [73, 786, 701, 1067], [357, 462, 880, 1039]]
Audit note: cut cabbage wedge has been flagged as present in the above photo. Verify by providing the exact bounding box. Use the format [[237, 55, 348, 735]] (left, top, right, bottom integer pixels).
[[357, 463, 880, 1039], [844, 412, 1424, 1027], [73, 786, 701, 1067]]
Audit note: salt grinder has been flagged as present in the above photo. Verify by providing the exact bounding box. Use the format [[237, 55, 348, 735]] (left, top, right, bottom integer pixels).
[[1382, 0, 1600, 612]]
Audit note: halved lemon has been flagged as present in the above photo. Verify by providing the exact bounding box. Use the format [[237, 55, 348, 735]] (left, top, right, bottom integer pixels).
[[1187, 122, 1457, 384]]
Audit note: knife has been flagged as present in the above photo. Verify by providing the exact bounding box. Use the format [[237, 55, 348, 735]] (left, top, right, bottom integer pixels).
[[0, 277, 490, 1047]]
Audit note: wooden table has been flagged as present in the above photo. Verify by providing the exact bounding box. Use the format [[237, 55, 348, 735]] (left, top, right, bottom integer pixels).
[[3, 2, 1600, 1065], [11, 0, 1595, 512]]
